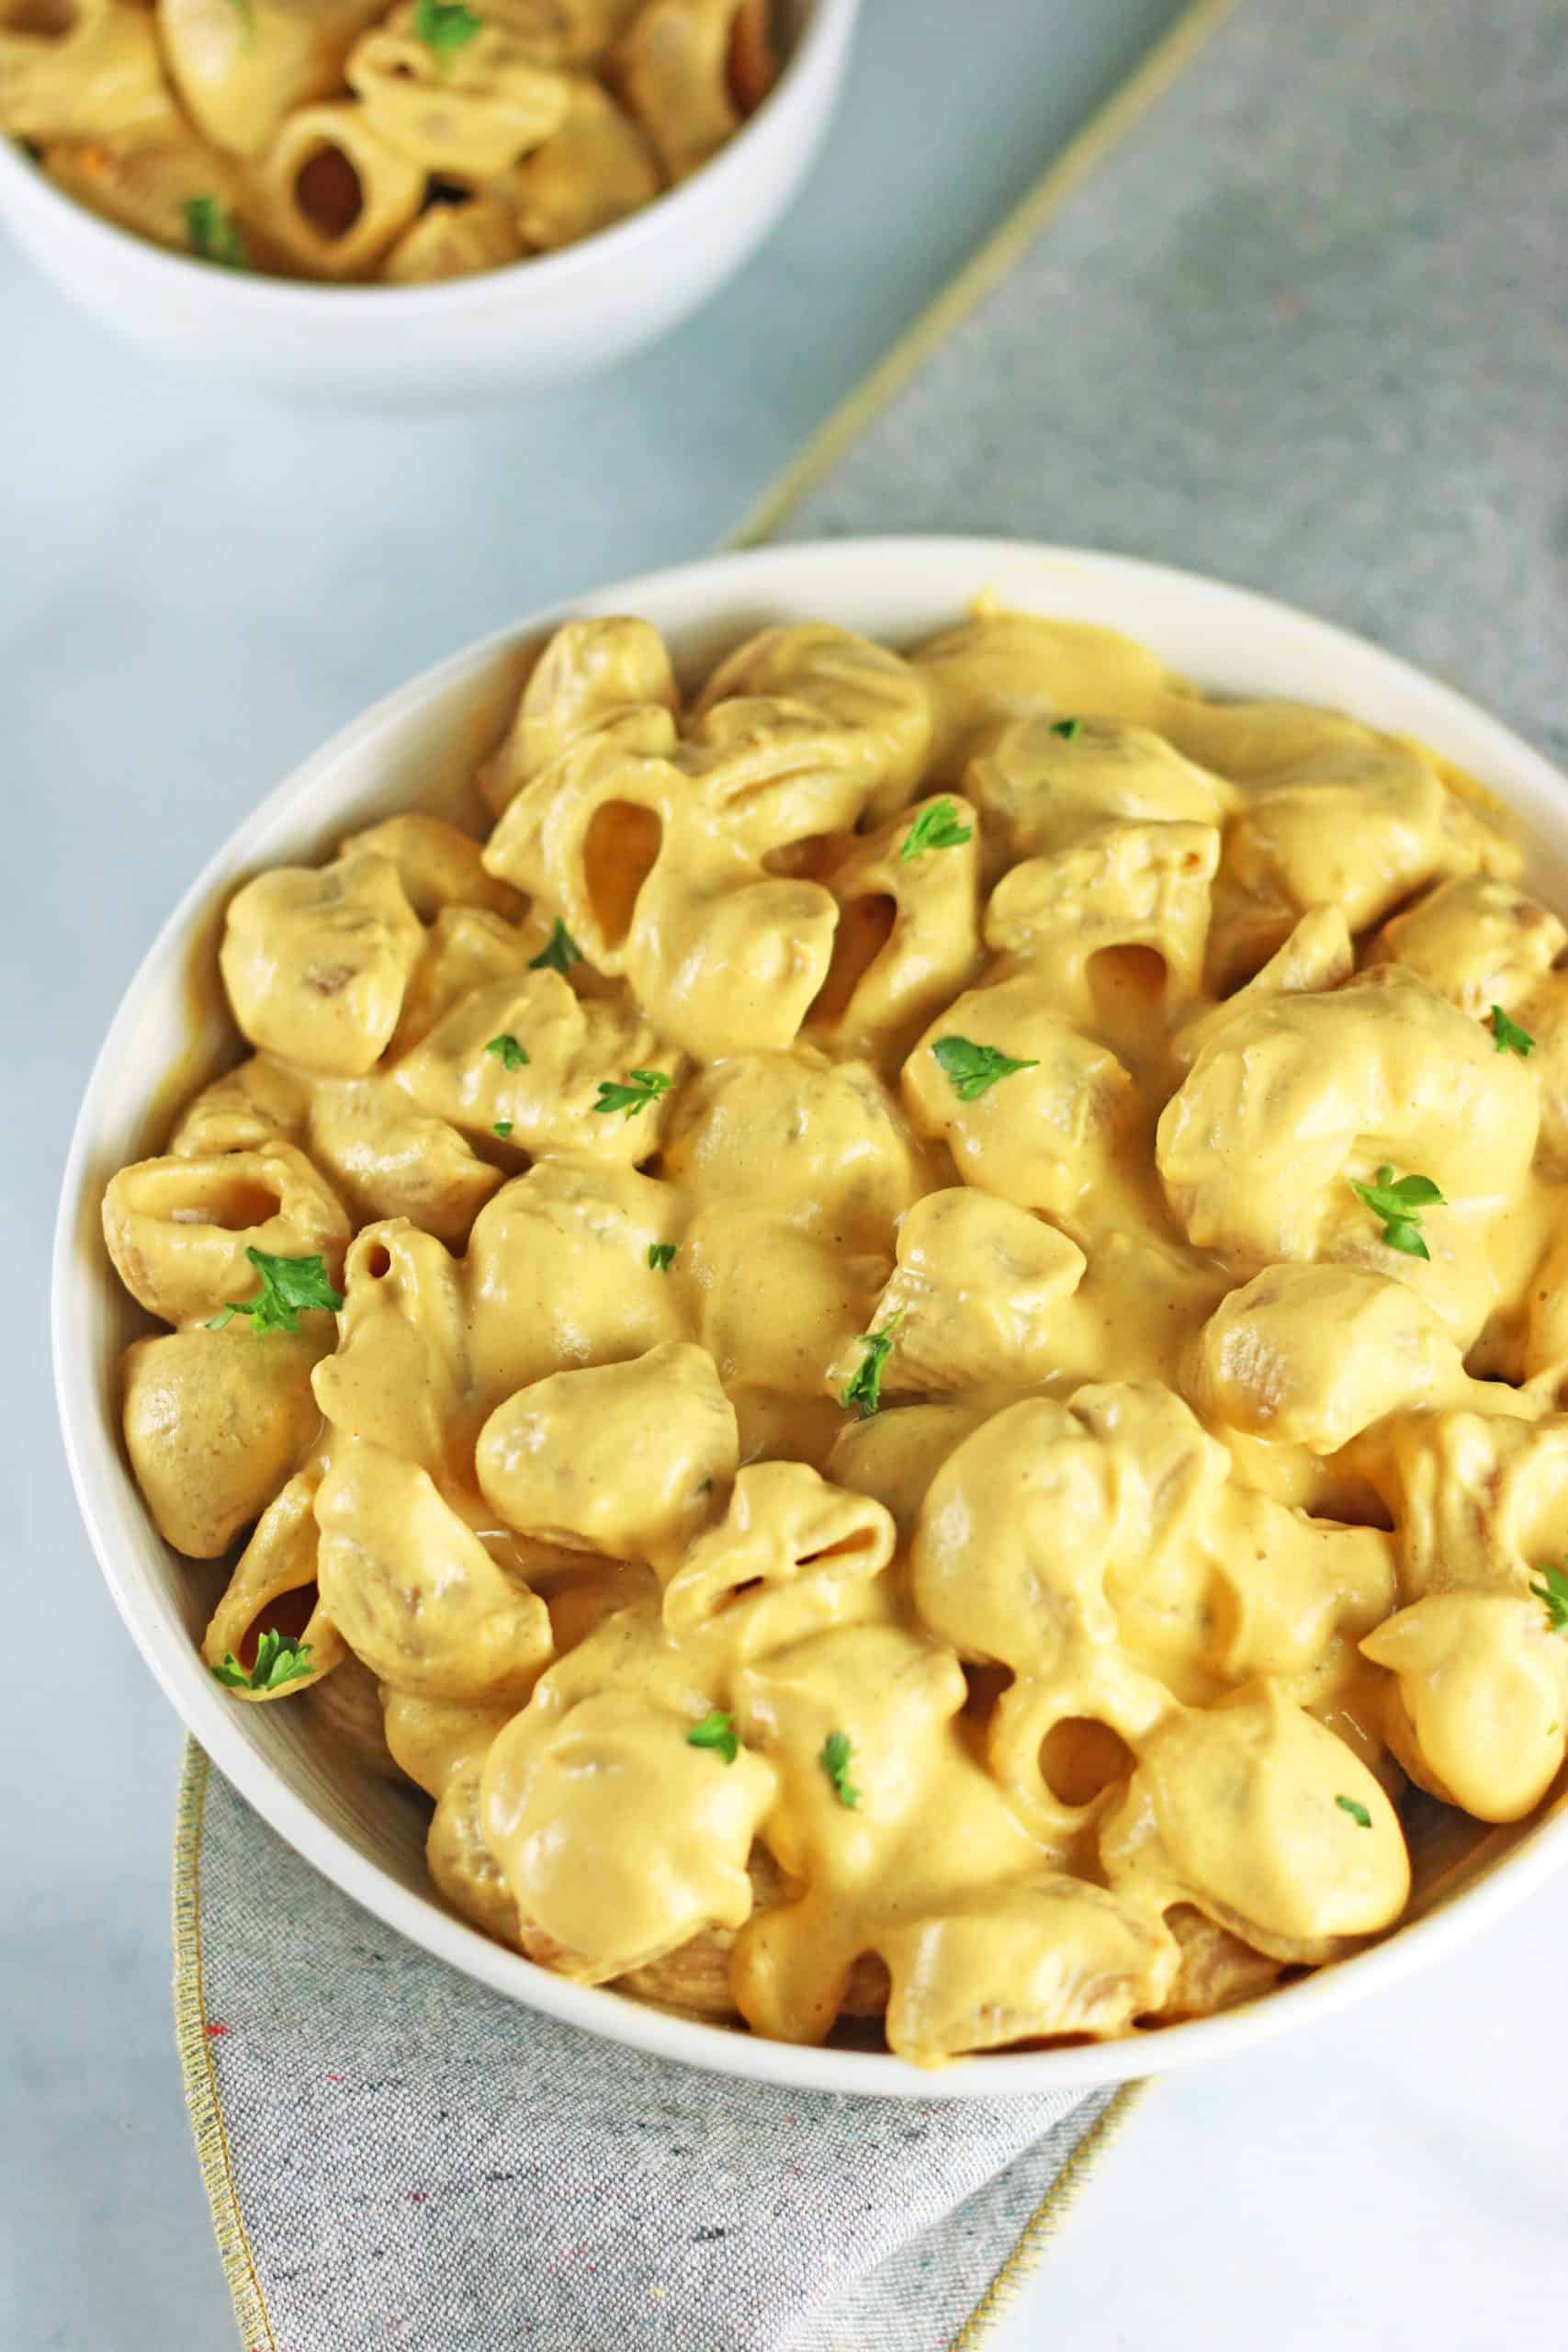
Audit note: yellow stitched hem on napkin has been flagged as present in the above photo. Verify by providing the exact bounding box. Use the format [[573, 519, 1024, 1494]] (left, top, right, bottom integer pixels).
[[174, 1743, 280, 2352], [947, 2081, 1149, 2351]]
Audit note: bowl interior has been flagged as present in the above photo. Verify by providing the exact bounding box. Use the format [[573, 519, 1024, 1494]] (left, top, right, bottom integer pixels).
[[53, 537, 1568, 2095]]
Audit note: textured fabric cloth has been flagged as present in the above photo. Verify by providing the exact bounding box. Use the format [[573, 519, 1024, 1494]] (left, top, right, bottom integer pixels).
[[775, 0, 1568, 775], [178, 1755, 1137, 2352]]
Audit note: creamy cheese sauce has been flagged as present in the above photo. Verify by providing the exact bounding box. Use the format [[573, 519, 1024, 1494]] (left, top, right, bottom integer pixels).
[[0, 0, 781, 284], [101, 604, 1568, 2064]]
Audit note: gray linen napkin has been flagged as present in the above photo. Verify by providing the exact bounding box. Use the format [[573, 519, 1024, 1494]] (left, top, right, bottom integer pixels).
[[176, 1752, 1138, 2352], [771, 0, 1568, 777]]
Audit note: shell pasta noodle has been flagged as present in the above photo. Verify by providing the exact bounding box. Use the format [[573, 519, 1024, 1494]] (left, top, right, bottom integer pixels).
[[101, 598, 1568, 2065], [0, 0, 784, 282]]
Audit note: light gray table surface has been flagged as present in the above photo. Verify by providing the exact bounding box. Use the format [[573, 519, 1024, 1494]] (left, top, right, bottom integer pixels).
[[4, 3, 1566, 2346]]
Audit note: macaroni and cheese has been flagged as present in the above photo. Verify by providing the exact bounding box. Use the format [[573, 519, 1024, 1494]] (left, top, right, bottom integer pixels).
[[101, 603, 1568, 2064], [1, 0, 781, 282]]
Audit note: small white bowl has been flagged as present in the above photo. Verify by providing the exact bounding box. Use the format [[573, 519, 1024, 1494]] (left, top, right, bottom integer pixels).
[[0, 0, 857, 401], [53, 537, 1568, 2096]]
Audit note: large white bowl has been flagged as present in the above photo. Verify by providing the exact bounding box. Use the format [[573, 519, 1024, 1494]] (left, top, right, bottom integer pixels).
[[0, 0, 856, 401], [53, 537, 1568, 2096]]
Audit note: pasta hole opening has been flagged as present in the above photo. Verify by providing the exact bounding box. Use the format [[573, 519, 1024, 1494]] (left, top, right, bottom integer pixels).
[[825, 2011, 891, 2053], [4, 0, 75, 36], [237, 1580, 318, 1668], [1305, 1487, 1396, 1533], [1039, 1716, 1134, 1806], [807, 893, 896, 1028], [728, 0, 784, 115], [1088, 943, 1168, 1019], [1463, 1324, 1524, 1386], [581, 800, 662, 950], [198, 1178, 282, 1231], [961, 1662, 1011, 1722], [840, 1948, 891, 2018], [364, 1242, 393, 1278], [716, 1576, 766, 1613], [762, 831, 837, 880], [295, 144, 365, 242], [797, 1529, 878, 1566]]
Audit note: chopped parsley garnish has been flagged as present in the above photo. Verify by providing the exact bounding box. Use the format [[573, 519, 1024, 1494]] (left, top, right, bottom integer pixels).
[[1336, 1794, 1371, 1828], [1490, 1004, 1535, 1057], [820, 1729, 860, 1809], [594, 1069, 671, 1119], [900, 799, 973, 861], [184, 196, 248, 270], [529, 918, 582, 975], [1348, 1164, 1444, 1260], [1050, 717, 1083, 741], [840, 1310, 904, 1419], [485, 1033, 528, 1069], [647, 1242, 676, 1272], [931, 1035, 1040, 1102], [412, 0, 483, 67], [1530, 1559, 1568, 1634], [211, 1629, 314, 1694], [686, 1708, 739, 1764], [208, 1248, 343, 1336], [492, 1120, 513, 1138]]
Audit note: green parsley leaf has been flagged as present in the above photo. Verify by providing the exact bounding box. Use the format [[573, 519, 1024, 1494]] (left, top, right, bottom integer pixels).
[[900, 799, 974, 861], [820, 1729, 860, 1809], [412, 0, 483, 67], [1359, 1168, 1444, 1210], [1491, 1004, 1535, 1057], [211, 1629, 315, 1694], [840, 1310, 904, 1420], [1050, 717, 1083, 741], [1336, 1794, 1371, 1828], [208, 1248, 343, 1337], [1349, 1163, 1444, 1260], [1530, 1559, 1568, 1634], [485, 1033, 528, 1070], [931, 1035, 1040, 1102], [594, 1069, 671, 1120], [184, 196, 248, 270], [648, 1242, 676, 1272], [528, 918, 582, 976], [1380, 1222, 1430, 1260], [686, 1708, 739, 1764], [492, 1120, 513, 1138]]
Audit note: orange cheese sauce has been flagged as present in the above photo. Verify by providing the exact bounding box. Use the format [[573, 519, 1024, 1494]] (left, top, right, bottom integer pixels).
[[101, 605, 1568, 2064]]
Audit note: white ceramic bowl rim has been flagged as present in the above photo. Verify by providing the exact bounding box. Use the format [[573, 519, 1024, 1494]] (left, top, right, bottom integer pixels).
[[0, 0, 853, 311], [53, 537, 1568, 2098]]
